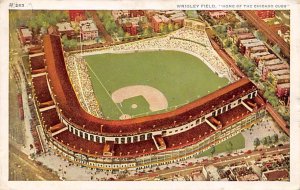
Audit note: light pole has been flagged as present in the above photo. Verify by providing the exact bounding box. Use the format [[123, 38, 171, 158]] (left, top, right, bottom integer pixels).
[[79, 24, 83, 56]]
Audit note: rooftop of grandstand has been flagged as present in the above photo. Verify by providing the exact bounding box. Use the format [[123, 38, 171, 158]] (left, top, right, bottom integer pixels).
[[32, 75, 52, 104], [216, 104, 250, 126], [50, 123, 65, 133], [54, 130, 105, 156], [165, 123, 213, 147], [30, 55, 45, 71], [40, 108, 60, 130]]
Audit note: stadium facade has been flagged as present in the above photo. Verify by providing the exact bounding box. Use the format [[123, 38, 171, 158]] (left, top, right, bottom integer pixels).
[[29, 34, 266, 170]]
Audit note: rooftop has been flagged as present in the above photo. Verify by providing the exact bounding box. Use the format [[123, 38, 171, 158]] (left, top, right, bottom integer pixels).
[[272, 69, 290, 76], [251, 51, 270, 59], [277, 83, 290, 88], [80, 20, 98, 32], [257, 54, 277, 61], [56, 22, 74, 32], [152, 14, 170, 23], [20, 28, 32, 38], [266, 63, 289, 71], [263, 169, 289, 181], [263, 58, 283, 66]]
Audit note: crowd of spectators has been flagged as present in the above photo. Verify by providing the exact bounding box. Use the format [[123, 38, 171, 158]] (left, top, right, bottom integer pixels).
[[66, 55, 102, 118], [110, 27, 236, 82]]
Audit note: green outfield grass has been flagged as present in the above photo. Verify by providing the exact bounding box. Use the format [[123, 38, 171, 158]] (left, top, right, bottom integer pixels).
[[196, 133, 245, 157], [85, 50, 229, 120]]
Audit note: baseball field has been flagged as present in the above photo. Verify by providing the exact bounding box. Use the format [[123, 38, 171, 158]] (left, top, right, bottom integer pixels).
[[84, 50, 229, 120]]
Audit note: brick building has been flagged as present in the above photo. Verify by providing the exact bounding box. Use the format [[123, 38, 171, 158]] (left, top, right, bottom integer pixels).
[[254, 10, 276, 19], [69, 10, 86, 22], [80, 20, 99, 40], [18, 27, 32, 45]]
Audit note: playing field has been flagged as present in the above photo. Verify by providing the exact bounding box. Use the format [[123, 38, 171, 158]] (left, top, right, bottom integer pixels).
[[84, 50, 229, 120]]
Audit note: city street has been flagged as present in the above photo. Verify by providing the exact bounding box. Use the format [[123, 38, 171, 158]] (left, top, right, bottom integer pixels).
[[9, 143, 59, 181], [124, 145, 289, 181]]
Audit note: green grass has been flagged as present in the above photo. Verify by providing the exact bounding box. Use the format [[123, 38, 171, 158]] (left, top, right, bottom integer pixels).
[[85, 50, 229, 120], [197, 133, 245, 157]]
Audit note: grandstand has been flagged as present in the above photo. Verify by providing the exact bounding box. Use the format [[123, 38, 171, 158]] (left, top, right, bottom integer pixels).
[[29, 34, 267, 170]]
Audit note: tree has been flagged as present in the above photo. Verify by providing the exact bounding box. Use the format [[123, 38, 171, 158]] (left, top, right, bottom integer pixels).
[[186, 10, 198, 19], [271, 134, 279, 144], [234, 22, 242, 29], [167, 23, 174, 32], [253, 71, 260, 83], [159, 23, 168, 34], [124, 32, 131, 41], [142, 27, 151, 37], [240, 22, 248, 28], [254, 30, 267, 42], [223, 39, 232, 48], [226, 141, 233, 153], [174, 23, 180, 30], [61, 35, 78, 49], [267, 75, 275, 85], [261, 137, 268, 146], [117, 27, 125, 38], [105, 20, 117, 34], [253, 138, 260, 149], [28, 10, 69, 34], [280, 135, 288, 142], [210, 146, 216, 157], [231, 45, 239, 54], [267, 136, 272, 145], [272, 44, 281, 54]]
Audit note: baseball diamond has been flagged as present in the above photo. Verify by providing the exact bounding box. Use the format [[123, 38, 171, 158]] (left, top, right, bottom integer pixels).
[[84, 50, 229, 120]]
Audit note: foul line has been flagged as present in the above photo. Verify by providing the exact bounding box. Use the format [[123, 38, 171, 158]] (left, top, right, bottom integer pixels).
[[85, 61, 124, 116]]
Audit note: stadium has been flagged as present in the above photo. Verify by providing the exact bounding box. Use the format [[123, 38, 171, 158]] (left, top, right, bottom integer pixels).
[[29, 21, 267, 170]]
